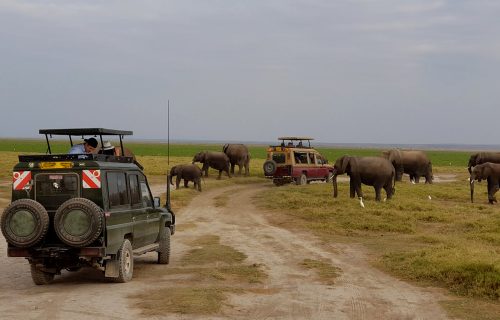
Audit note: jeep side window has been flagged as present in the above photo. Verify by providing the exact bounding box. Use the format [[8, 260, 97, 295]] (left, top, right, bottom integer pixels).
[[107, 172, 129, 208], [140, 182, 153, 207], [129, 174, 141, 206]]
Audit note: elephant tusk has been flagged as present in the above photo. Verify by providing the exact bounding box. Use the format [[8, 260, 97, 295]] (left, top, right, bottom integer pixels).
[[470, 179, 474, 184], [383, 197, 387, 202], [428, 195, 432, 200], [411, 179, 416, 184]]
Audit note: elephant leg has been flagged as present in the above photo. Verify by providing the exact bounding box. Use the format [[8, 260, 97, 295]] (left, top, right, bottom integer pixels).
[[184, 179, 189, 188], [203, 164, 209, 177], [414, 176, 421, 183], [488, 179, 499, 204], [196, 179, 202, 192], [349, 180, 356, 198], [217, 170, 222, 180], [238, 162, 243, 176], [175, 176, 181, 189], [355, 183, 363, 198], [384, 182, 393, 199], [374, 186, 382, 201], [230, 163, 235, 174], [226, 166, 231, 178], [245, 163, 249, 176]]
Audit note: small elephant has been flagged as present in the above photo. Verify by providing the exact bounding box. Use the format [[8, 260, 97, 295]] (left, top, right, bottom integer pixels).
[[470, 162, 500, 204], [192, 151, 231, 180], [382, 150, 433, 183], [333, 156, 395, 201], [169, 164, 202, 191], [223, 144, 250, 176], [468, 152, 500, 174]]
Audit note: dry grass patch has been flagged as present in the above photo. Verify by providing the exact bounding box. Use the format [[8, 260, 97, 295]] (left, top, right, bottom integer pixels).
[[131, 235, 268, 316], [130, 287, 233, 316], [440, 298, 500, 320], [300, 259, 341, 285]]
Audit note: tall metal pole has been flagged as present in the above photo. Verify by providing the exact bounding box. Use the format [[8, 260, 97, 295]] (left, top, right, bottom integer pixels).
[[166, 99, 171, 210]]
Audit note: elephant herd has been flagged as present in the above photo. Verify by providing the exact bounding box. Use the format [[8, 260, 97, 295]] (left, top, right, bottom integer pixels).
[[332, 150, 432, 203], [332, 150, 500, 205], [168, 144, 251, 192]]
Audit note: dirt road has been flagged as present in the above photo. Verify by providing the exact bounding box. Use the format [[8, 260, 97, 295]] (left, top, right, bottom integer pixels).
[[0, 184, 450, 319]]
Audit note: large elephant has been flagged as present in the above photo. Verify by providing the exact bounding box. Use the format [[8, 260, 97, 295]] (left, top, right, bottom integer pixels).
[[169, 164, 203, 191], [382, 150, 433, 183], [332, 156, 395, 201], [192, 151, 231, 179], [223, 144, 250, 176], [468, 152, 500, 174], [470, 162, 500, 204]]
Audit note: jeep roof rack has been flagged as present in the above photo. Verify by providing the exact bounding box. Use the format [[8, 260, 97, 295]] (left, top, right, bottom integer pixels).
[[276, 137, 314, 149], [39, 128, 132, 155]]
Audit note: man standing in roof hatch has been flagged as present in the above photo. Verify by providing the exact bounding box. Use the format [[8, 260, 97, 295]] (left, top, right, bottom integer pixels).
[[68, 137, 98, 154]]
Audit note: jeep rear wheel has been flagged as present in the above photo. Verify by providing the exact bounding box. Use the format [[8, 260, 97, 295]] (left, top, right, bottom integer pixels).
[[263, 160, 277, 176], [157, 226, 171, 265], [54, 198, 104, 247], [30, 264, 54, 285], [296, 173, 307, 185], [1, 199, 49, 248], [113, 239, 134, 283]]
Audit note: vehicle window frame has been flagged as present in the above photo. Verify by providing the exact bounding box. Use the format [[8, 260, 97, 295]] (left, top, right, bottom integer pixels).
[[128, 173, 142, 208], [106, 171, 130, 210], [138, 174, 153, 208], [34, 172, 80, 205]]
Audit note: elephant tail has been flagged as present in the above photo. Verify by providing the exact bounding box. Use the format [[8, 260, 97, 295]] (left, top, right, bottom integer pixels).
[[391, 169, 396, 195]]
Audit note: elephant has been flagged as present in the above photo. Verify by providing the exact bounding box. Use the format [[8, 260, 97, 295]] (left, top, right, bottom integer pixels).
[[192, 151, 231, 179], [169, 164, 203, 191], [223, 144, 250, 176], [468, 152, 500, 174], [470, 162, 500, 204], [382, 150, 433, 183], [332, 156, 395, 201]]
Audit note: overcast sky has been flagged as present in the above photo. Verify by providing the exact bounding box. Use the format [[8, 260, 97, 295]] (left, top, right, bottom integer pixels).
[[1, 0, 499, 145]]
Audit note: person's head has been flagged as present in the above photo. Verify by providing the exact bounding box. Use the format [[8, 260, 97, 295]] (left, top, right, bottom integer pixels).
[[101, 141, 115, 155], [84, 138, 98, 153]]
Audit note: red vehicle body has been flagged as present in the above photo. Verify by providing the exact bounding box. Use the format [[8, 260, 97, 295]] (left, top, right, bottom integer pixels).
[[263, 137, 333, 186]]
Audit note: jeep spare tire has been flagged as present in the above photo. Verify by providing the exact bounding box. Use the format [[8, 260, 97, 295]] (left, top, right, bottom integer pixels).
[[54, 198, 104, 247], [1, 199, 50, 248], [263, 160, 277, 176]]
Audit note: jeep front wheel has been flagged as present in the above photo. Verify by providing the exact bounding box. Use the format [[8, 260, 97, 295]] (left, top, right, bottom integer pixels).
[[1, 199, 50, 248], [54, 198, 104, 247], [157, 226, 171, 265], [113, 239, 134, 283], [30, 264, 54, 285]]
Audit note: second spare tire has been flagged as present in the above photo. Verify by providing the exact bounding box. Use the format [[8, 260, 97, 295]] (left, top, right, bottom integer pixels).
[[54, 198, 104, 247]]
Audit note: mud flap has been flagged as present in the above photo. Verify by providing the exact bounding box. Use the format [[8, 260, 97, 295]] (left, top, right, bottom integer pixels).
[[105, 260, 119, 278]]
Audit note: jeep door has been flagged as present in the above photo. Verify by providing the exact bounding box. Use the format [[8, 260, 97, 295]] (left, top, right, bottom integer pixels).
[[106, 171, 133, 252], [128, 173, 149, 248], [139, 175, 160, 245]]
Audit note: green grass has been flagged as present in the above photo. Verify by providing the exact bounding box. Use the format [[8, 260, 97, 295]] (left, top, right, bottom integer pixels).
[[0, 139, 473, 166]]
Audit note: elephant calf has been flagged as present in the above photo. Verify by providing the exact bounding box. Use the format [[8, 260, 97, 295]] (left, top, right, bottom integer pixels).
[[169, 164, 203, 191], [470, 162, 500, 204], [192, 151, 231, 180], [333, 156, 396, 201]]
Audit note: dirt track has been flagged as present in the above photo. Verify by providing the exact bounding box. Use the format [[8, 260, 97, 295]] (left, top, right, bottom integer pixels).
[[0, 184, 451, 319]]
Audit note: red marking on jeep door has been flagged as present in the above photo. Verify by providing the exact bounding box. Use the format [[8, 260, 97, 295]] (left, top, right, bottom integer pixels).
[[13, 171, 31, 190], [82, 170, 101, 189]]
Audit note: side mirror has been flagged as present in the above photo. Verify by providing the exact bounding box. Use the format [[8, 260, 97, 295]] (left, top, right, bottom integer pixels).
[[154, 197, 161, 208]]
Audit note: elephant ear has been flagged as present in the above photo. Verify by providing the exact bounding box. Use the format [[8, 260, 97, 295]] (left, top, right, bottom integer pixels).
[[341, 156, 351, 174], [482, 164, 492, 179], [170, 165, 177, 175]]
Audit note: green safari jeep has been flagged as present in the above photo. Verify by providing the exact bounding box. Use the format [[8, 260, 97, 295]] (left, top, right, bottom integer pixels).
[[0, 128, 175, 284]]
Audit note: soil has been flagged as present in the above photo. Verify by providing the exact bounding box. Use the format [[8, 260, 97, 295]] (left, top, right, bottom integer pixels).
[[0, 184, 451, 319]]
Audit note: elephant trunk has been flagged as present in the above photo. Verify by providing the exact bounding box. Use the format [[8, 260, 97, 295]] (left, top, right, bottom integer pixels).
[[470, 175, 475, 203], [332, 169, 338, 198], [168, 174, 173, 186]]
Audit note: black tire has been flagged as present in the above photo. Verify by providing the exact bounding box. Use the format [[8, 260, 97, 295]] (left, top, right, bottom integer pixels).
[[296, 174, 307, 185], [113, 239, 134, 283], [30, 264, 54, 285], [263, 160, 277, 176], [1, 199, 49, 248], [157, 226, 171, 265], [54, 198, 104, 247]]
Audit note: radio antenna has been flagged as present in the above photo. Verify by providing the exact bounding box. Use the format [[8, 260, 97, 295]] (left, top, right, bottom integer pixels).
[[166, 99, 172, 210]]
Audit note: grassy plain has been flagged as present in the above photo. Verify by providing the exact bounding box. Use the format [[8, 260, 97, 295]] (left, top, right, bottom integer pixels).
[[0, 139, 498, 317]]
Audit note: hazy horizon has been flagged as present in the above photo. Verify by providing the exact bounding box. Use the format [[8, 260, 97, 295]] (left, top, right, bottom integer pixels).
[[1, 1, 499, 145]]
